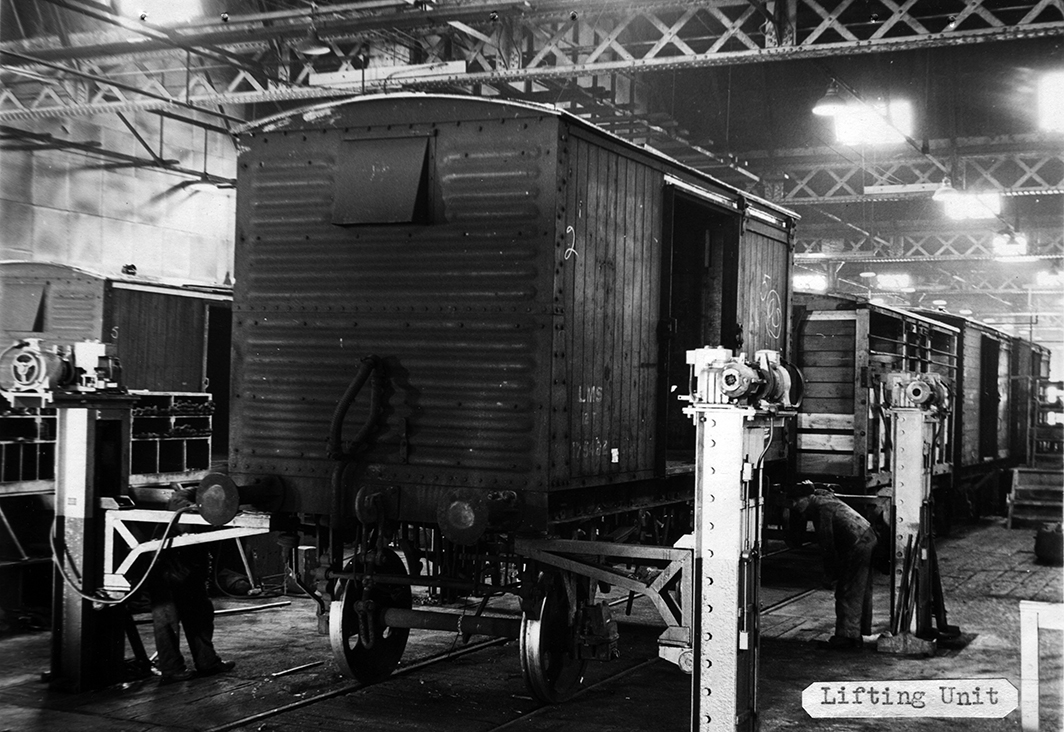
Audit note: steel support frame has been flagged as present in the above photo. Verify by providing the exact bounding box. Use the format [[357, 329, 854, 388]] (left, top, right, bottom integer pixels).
[[0, 500, 29, 560], [101, 509, 271, 593], [795, 226, 1064, 260], [4, 0, 1064, 218], [0, 44, 263, 123], [513, 537, 693, 651], [750, 137, 1064, 204]]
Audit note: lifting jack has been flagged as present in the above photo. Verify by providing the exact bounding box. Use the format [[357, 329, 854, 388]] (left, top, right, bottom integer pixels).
[[877, 373, 960, 656], [680, 347, 800, 732]]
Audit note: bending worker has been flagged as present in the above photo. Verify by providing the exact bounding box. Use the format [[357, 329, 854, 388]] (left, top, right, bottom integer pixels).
[[788, 481, 877, 649]]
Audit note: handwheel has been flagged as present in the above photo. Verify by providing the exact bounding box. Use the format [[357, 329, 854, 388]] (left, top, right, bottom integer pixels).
[[329, 548, 412, 683], [520, 571, 590, 704]]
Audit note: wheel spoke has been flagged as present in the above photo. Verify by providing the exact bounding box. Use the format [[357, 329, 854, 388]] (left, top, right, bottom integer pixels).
[[329, 549, 412, 683], [519, 571, 589, 704]]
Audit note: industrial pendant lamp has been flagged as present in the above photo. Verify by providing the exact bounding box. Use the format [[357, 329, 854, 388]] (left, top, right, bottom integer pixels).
[[812, 80, 846, 117], [295, 3, 331, 56], [295, 28, 330, 56], [932, 176, 958, 202]]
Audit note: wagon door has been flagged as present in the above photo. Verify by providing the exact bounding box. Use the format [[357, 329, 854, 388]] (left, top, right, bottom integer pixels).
[[979, 334, 1001, 460], [661, 190, 742, 466]]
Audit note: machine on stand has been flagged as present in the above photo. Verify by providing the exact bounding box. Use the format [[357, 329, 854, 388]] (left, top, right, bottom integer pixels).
[[1, 339, 136, 690], [0, 339, 271, 691], [680, 347, 801, 732]]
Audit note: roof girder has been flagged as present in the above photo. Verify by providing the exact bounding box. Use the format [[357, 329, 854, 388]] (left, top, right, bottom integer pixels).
[[3, 0, 1064, 117]]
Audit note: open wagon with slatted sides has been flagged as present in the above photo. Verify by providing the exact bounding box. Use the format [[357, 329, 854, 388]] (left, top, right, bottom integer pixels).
[[790, 293, 958, 524], [219, 93, 799, 701]]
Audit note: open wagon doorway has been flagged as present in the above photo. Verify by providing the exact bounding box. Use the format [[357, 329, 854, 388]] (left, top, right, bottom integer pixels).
[[661, 189, 742, 469]]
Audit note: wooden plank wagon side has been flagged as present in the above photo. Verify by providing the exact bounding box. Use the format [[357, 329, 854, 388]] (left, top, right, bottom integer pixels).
[[792, 294, 958, 494]]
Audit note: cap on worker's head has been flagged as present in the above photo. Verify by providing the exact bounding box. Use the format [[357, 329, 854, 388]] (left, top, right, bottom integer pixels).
[[786, 480, 816, 500]]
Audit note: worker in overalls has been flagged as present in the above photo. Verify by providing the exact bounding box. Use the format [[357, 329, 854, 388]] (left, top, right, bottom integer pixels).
[[149, 486, 236, 683], [788, 481, 877, 649]]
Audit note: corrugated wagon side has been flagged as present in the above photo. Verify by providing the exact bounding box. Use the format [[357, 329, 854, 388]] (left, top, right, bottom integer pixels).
[[232, 97, 563, 530], [231, 94, 798, 533]]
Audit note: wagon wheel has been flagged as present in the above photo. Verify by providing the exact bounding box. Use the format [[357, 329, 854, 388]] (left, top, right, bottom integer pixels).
[[520, 570, 590, 704], [329, 548, 412, 683]]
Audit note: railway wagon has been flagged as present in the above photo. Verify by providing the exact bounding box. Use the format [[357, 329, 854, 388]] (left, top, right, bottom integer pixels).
[[914, 309, 1015, 519], [0, 261, 230, 396], [229, 93, 798, 694], [792, 293, 958, 497]]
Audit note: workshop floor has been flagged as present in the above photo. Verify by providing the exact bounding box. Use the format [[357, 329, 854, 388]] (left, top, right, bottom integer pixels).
[[0, 516, 1060, 731]]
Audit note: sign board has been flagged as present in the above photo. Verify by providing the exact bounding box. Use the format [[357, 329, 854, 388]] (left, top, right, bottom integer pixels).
[[803, 679, 1018, 719]]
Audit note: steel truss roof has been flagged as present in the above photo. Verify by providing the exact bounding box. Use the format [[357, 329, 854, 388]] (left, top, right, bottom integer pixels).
[[795, 220, 1064, 259], [738, 137, 1064, 203], [3, 0, 1064, 121]]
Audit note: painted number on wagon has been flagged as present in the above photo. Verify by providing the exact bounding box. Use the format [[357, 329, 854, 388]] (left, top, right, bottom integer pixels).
[[760, 274, 783, 340], [572, 437, 611, 458]]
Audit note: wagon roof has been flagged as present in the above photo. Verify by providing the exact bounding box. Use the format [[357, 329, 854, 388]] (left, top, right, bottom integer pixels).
[[911, 307, 1013, 339], [794, 292, 961, 334], [0, 260, 231, 298], [237, 92, 799, 224]]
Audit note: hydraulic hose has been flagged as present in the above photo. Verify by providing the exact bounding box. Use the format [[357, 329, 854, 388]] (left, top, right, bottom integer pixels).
[[327, 355, 382, 460], [328, 355, 384, 571]]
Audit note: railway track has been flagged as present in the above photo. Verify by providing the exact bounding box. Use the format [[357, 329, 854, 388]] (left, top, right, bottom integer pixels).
[[204, 569, 821, 732], [206, 635, 513, 732]]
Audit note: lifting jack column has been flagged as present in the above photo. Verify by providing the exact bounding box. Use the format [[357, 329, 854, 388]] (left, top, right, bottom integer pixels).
[[683, 348, 799, 732], [50, 392, 136, 690], [879, 373, 958, 654], [1, 339, 134, 691]]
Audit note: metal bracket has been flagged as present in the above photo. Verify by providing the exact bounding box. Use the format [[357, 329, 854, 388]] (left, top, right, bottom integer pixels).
[[514, 537, 693, 649], [102, 508, 271, 593]]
